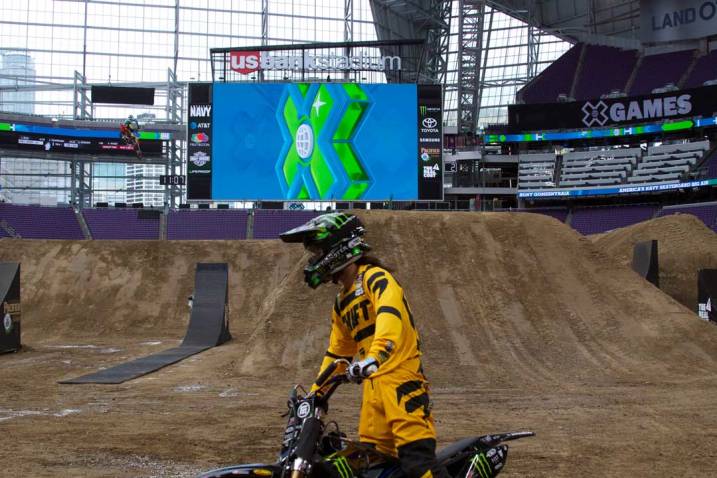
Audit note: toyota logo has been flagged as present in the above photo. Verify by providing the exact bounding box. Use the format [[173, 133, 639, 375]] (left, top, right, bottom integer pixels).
[[422, 117, 437, 129]]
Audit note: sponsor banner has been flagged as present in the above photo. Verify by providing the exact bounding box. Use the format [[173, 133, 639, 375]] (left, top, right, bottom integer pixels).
[[187, 83, 213, 200], [417, 84, 443, 201], [698, 269, 717, 322], [229, 50, 401, 75], [641, 0, 717, 43], [0, 131, 163, 156], [508, 85, 717, 131], [518, 178, 717, 199]]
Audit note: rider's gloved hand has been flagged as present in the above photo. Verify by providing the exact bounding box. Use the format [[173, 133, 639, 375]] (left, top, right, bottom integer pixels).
[[347, 357, 378, 383]]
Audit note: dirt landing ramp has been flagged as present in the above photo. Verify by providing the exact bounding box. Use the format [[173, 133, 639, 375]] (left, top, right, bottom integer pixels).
[[59, 263, 230, 384], [0, 212, 717, 477], [592, 214, 717, 311]]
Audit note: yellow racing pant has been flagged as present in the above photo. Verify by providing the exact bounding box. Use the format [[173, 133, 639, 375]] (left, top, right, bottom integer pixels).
[[358, 367, 437, 478]]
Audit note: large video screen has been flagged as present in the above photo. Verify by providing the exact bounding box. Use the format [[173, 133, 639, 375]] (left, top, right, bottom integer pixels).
[[186, 82, 442, 201]]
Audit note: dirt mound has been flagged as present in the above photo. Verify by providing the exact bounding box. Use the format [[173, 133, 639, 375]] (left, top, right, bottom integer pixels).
[[1, 212, 717, 477], [591, 214, 717, 311]]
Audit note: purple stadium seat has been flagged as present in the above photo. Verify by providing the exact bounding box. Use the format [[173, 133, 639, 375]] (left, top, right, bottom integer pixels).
[[0, 203, 84, 239], [629, 50, 695, 96], [519, 44, 583, 104], [659, 204, 717, 232], [570, 205, 658, 235], [253, 210, 320, 239], [684, 50, 717, 89], [574, 45, 637, 100], [167, 210, 248, 240], [83, 208, 160, 240]]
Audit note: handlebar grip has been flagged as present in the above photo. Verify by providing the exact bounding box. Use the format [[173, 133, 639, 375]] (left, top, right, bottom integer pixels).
[[315, 362, 338, 388]]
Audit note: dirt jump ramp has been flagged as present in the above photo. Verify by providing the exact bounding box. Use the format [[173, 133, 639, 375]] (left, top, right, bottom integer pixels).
[[59, 263, 230, 384]]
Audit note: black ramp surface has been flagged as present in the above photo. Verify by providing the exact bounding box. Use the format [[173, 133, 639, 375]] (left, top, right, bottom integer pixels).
[[632, 240, 659, 287], [60, 263, 231, 384], [0, 262, 21, 353]]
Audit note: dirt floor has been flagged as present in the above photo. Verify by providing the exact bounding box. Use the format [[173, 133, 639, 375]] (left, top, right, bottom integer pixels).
[[1, 211, 717, 477], [592, 213, 717, 311]]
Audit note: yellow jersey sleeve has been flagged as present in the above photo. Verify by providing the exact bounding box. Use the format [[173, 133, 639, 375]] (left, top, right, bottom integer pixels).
[[311, 296, 356, 393], [364, 268, 405, 366]]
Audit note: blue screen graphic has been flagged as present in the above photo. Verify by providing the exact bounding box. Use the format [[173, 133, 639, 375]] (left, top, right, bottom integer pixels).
[[211, 83, 418, 200]]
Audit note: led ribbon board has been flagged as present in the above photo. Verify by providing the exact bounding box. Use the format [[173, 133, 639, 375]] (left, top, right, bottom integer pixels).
[[486, 116, 717, 144], [518, 178, 717, 199], [0, 122, 169, 156]]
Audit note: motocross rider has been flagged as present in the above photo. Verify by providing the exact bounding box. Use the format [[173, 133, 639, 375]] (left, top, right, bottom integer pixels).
[[120, 115, 140, 139], [280, 213, 443, 478]]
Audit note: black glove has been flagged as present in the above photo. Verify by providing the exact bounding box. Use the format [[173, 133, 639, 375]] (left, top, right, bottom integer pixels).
[[347, 357, 378, 383]]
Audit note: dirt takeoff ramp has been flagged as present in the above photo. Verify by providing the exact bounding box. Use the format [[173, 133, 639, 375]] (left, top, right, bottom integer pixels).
[[59, 263, 230, 384]]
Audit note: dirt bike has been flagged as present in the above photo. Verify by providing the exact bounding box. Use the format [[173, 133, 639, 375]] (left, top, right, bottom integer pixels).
[[196, 359, 534, 478], [120, 124, 143, 159]]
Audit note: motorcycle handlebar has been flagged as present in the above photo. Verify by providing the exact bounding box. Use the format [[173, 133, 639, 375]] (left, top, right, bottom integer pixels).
[[308, 359, 351, 401]]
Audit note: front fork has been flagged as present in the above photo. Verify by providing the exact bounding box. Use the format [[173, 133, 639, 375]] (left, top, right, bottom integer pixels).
[[291, 457, 310, 478]]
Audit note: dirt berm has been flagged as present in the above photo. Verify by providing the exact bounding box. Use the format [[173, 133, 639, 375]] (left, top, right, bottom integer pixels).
[[592, 213, 717, 312], [0, 211, 716, 477]]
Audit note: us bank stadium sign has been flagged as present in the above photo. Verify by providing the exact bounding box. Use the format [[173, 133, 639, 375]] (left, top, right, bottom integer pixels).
[[508, 85, 717, 131], [229, 51, 401, 74]]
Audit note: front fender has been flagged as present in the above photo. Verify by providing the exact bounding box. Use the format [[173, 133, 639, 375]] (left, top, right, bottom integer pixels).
[[196, 462, 281, 478]]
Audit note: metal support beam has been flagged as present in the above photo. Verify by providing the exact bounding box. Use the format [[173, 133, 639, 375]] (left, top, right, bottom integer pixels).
[[423, 0, 452, 83], [73, 71, 92, 120], [71, 159, 92, 208], [456, 0, 484, 135], [344, 0, 353, 80], [166, 68, 183, 209]]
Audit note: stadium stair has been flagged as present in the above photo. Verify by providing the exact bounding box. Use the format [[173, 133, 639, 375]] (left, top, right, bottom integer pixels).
[[159, 213, 168, 240], [677, 50, 701, 89], [74, 209, 92, 240], [246, 211, 255, 239]]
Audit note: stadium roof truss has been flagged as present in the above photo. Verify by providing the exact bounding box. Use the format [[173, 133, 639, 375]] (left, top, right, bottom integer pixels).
[[489, 0, 640, 42]]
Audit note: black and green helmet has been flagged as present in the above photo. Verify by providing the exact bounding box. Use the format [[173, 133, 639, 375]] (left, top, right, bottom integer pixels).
[[280, 213, 371, 289]]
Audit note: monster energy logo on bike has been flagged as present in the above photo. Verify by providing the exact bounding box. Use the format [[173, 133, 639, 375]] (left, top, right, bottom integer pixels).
[[329, 455, 353, 478], [470, 452, 492, 478]]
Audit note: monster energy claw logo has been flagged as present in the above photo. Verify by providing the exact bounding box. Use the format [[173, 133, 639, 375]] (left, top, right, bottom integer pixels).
[[329, 455, 353, 478], [471, 453, 492, 478], [420, 105, 427, 116]]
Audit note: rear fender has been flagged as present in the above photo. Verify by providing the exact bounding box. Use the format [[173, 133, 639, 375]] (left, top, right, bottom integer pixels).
[[196, 462, 281, 478]]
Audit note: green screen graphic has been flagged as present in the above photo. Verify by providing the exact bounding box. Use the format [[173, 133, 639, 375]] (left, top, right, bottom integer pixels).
[[278, 83, 371, 200]]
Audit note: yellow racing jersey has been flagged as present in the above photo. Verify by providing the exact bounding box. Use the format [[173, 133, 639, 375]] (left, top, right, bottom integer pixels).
[[313, 264, 424, 389]]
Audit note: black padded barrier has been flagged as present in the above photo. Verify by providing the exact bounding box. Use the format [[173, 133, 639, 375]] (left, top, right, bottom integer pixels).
[[698, 269, 717, 323], [0, 263, 21, 353], [60, 263, 231, 384], [632, 240, 659, 288]]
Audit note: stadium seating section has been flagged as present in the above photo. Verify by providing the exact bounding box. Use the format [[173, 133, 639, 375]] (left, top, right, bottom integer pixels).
[[83, 208, 160, 240], [574, 45, 637, 101], [167, 210, 248, 240], [1, 202, 715, 240], [253, 209, 319, 239], [570, 204, 659, 235], [515, 140, 713, 190], [520, 44, 717, 103], [0, 203, 84, 239]]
